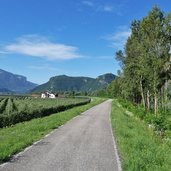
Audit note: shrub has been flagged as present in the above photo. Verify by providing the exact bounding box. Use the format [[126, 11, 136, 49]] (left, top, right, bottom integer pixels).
[[0, 98, 91, 128]]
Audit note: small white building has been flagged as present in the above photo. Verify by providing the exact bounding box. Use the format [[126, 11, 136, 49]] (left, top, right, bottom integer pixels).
[[41, 93, 46, 98], [41, 91, 56, 99]]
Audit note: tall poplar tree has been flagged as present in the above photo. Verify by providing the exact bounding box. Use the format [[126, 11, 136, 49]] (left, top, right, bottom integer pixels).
[[109, 6, 171, 115]]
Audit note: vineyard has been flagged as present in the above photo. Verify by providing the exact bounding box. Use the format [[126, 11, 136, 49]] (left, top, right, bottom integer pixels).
[[0, 96, 91, 128]]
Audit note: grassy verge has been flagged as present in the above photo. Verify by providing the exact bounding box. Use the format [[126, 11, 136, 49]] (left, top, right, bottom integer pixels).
[[117, 99, 171, 139], [0, 97, 105, 164], [111, 100, 171, 171]]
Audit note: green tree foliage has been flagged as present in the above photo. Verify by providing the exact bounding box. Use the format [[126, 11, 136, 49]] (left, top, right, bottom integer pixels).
[[108, 6, 171, 115]]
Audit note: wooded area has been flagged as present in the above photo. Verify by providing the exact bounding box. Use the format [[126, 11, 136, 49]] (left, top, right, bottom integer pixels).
[[108, 6, 171, 115]]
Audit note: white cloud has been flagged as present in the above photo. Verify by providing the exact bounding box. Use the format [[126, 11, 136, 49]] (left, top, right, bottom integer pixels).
[[97, 55, 114, 59], [96, 5, 123, 14], [82, 1, 116, 13], [82, 1, 94, 7], [28, 65, 58, 71], [3, 35, 82, 60], [102, 5, 114, 12], [104, 27, 131, 50], [0, 50, 9, 54]]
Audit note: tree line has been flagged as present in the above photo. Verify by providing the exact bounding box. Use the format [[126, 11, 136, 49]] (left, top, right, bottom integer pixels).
[[108, 6, 171, 115]]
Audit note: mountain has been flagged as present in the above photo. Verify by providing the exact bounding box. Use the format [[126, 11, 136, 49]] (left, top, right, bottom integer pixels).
[[0, 69, 37, 93], [0, 88, 14, 94], [31, 73, 116, 93]]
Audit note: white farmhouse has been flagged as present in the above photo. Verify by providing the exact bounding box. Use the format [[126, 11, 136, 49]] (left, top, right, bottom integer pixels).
[[49, 93, 55, 98], [41, 91, 56, 99], [41, 93, 46, 98]]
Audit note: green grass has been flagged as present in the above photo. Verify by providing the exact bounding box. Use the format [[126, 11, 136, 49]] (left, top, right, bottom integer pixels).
[[117, 99, 171, 137], [111, 100, 171, 171], [0, 97, 105, 164]]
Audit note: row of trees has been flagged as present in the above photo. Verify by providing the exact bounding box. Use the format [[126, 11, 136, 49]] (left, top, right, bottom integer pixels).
[[108, 6, 171, 115]]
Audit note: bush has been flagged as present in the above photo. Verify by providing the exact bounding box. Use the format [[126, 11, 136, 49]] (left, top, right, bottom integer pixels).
[[119, 99, 171, 138], [0, 98, 91, 128]]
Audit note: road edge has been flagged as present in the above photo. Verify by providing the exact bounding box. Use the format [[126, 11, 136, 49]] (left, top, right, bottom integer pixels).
[[108, 100, 122, 171]]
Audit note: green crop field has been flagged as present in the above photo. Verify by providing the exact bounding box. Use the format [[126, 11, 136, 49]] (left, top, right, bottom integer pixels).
[[0, 96, 90, 128]]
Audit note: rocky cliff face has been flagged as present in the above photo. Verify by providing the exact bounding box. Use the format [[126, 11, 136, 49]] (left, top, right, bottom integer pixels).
[[0, 69, 37, 93]]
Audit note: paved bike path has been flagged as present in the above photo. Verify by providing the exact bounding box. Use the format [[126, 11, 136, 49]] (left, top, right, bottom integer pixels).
[[0, 100, 121, 171]]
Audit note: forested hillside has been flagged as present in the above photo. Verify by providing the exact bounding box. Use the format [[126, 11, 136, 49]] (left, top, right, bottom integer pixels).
[[31, 73, 116, 93]]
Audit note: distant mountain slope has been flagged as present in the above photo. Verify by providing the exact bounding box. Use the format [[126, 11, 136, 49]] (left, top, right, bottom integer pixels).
[[0, 88, 14, 94], [0, 69, 37, 93], [31, 73, 116, 93]]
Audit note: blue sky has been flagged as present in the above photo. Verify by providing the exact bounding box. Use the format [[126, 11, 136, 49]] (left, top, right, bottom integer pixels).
[[0, 0, 170, 84]]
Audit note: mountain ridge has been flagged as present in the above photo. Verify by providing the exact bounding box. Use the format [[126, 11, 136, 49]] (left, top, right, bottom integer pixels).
[[0, 69, 37, 93], [31, 73, 116, 93]]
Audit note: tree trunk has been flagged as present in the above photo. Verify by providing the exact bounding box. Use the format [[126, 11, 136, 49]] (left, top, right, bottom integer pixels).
[[154, 92, 158, 116], [153, 70, 158, 116], [164, 79, 168, 111], [147, 90, 150, 111], [160, 86, 164, 110], [140, 76, 146, 109]]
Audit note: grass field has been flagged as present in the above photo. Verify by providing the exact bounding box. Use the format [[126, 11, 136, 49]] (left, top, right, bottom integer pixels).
[[111, 100, 171, 171], [0, 97, 105, 164]]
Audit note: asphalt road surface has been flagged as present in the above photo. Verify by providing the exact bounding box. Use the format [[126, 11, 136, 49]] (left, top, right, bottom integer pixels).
[[0, 100, 121, 171]]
